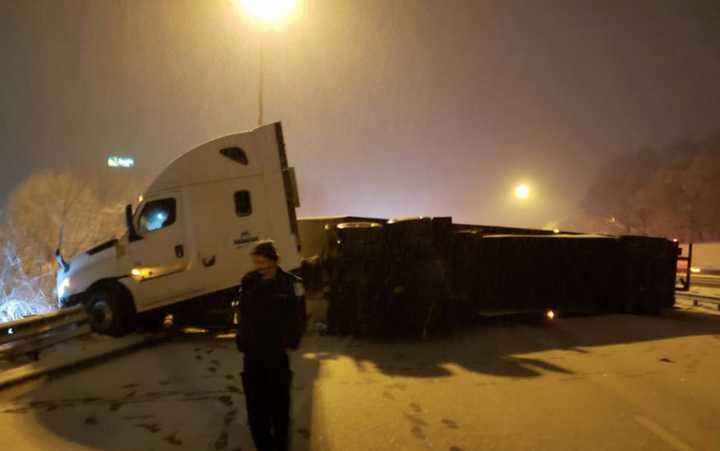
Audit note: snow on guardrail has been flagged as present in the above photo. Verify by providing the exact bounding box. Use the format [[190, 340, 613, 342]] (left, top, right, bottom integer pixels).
[[0, 305, 90, 361]]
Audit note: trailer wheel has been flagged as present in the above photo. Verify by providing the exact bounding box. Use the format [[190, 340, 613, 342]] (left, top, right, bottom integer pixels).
[[87, 284, 136, 337]]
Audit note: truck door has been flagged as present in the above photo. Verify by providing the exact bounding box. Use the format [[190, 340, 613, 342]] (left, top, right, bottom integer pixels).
[[127, 192, 198, 307], [182, 179, 264, 295]]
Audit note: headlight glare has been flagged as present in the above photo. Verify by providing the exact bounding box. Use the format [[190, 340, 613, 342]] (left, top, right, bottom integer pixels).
[[58, 277, 71, 298]]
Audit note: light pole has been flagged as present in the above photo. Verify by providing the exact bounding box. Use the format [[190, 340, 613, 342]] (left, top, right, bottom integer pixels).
[[258, 39, 265, 125], [232, 0, 300, 126]]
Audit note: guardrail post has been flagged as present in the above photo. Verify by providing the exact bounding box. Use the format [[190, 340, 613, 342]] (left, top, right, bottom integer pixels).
[[687, 243, 693, 289]]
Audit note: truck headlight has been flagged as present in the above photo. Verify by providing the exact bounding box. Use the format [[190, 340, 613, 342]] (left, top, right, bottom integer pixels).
[[58, 277, 71, 298]]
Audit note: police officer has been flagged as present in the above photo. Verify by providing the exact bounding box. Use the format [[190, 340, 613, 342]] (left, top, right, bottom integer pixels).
[[236, 241, 306, 451]]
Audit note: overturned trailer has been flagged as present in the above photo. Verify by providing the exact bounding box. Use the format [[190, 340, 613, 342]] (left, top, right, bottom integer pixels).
[[298, 216, 678, 337], [52, 123, 677, 339]]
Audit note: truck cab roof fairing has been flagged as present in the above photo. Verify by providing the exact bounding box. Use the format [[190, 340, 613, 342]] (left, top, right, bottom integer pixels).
[[146, 122, 286, 196]]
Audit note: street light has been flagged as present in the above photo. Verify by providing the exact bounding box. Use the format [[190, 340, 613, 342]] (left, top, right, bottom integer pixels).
[[514, 184, 530, 199], [236, 0, 299, 24], [231, 0, 301, 125]]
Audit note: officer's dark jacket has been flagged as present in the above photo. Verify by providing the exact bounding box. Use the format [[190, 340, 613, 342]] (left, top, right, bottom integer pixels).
[[235, 268, 307, 353]]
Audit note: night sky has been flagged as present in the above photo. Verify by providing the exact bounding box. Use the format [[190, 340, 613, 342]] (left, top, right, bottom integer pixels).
[[2, 0, 720, 228]]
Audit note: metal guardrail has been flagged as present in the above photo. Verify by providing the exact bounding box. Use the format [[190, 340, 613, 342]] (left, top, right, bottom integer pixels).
[[690, 274, 720, 288], [0, 306, 91, 361], [676, 292, 720, 310]]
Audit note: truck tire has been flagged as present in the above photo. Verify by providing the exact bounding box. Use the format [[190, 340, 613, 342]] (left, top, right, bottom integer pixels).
[[87, 284, 136, 337]]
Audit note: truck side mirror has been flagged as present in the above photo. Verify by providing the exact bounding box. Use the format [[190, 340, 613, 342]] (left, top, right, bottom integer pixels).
[[125, 204, 143, 242]]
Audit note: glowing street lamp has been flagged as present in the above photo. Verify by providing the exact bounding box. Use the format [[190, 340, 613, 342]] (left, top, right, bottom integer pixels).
[[236, 0, 299, 24], [514, 184, 530, 199], [231, 0, 301, 125]]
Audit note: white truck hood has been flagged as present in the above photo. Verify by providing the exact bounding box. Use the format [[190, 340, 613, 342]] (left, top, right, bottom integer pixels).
[[57, 238, 126, 303]]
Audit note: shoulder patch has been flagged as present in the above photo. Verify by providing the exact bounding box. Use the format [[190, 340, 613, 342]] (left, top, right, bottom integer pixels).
[[293, 282, 305, 297]]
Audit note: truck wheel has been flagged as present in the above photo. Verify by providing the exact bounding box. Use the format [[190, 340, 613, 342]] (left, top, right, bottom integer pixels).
[[87, 284, 135, 337]]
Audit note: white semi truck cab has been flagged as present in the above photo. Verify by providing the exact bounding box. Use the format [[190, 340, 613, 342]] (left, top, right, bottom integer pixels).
[[56, 123, 301, 336]]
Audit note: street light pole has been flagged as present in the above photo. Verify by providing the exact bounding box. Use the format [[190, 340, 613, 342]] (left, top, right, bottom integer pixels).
[[258, 37, 264, 126], [232, 0, 299, 126]]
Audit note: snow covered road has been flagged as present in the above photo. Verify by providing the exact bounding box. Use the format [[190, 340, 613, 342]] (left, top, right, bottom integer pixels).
[[1, 299, 719, 451]]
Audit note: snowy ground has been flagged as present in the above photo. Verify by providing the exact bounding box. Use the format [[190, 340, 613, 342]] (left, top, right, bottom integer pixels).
[[0, 298, 719, 451]]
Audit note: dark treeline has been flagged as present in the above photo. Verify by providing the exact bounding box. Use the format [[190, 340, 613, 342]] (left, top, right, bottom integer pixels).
[[583, 129, 720, 242]]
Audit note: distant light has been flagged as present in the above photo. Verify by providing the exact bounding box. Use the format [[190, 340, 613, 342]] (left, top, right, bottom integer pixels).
[[234, 0, 299, 23], [131, 268, 142, 277], [138, 195, 144, 203], [515, 184, 530, 199], [8, 328, 14, 335], [553, 228, 560, 234], [546, 310, 556, 320], [690, 267, 701, 274], [107, 156, 135, 168], [672, 238, 678, 242]]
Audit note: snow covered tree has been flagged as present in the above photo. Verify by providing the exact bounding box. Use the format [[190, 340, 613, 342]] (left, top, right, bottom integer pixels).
[[1, 171, 141, 319], [0, 228, 53, 322]]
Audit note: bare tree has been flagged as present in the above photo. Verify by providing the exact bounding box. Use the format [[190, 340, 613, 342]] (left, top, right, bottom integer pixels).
[[1, 171, 140, 320], [682, 147, 720, 241], [582, 132, 720, 241], [0, 229, 53, 322]]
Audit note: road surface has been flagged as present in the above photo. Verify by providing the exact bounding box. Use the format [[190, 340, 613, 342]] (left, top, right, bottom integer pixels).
[[1, 298, 719, 451]]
